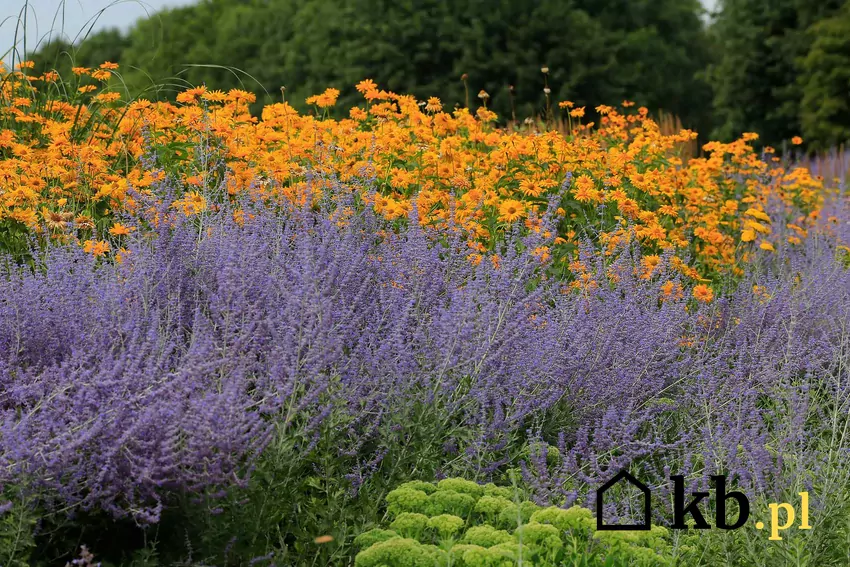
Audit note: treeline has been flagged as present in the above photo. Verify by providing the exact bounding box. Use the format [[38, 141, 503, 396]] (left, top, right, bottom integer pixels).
[[708, 0, 850, 150], [19, 0, 850, 149]]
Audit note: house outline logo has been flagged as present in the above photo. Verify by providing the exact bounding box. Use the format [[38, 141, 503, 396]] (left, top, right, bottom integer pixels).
[[596, 470, 652, 531]]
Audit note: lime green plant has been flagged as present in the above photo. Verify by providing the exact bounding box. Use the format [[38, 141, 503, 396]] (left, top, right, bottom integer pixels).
[[353, 477, 684, 566]]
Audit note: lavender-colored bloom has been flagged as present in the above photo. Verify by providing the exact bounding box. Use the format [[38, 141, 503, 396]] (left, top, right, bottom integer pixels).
[[0, 179, 848, 528]]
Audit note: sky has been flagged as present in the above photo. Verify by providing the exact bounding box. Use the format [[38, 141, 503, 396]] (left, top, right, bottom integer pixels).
[[1, 0, 196, 60], [3, 0, 720, 62]]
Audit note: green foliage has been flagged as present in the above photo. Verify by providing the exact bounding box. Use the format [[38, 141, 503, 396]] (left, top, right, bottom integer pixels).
[[0, 219, 33, 264], [461, 525, 514, 548], [426, 489, 478, 517], [27, 29, 129, 83], [387, 487, 432, 517], [24, 0, 713, 131], [353, 477, 680, 567], [708, 0, 848, 148], [118, 1, 230, 99], [496, 500, 541, 531], [427, 514, 466, 538], [437, 478, 485, 498], [671, 486, 850, 567], [354, 537, 445, 567], [529, 505, 596, 536], [454, 543, 518, 567], [482, 484, 513, 500], [473, 495, 515, 519], [353, 528, 401, 549], [390, 512, 430, 538], [800, 3, 850, 150], [20, 0, 850, 148], [0, 488, 38, 567], [396, 480, 438, 495]]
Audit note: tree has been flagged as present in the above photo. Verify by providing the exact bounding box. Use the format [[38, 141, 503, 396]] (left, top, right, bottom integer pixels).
[[27, 0, 714, 131], [800, 3, 850, 150], [708, 0, 846, 147], [573, 0, 714, 135], [27, 28, 129, 81], [118, 1, 222, 100]]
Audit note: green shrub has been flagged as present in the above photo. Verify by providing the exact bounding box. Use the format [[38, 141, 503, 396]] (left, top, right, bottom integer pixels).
[[389, 512, 430, 538], [428, 514, 466, 538], [396, 480, 438, 495], [386, 487, 431, 517], [482, 483, 514, 500], [353, 477, 680, 567], [426, 489, 478, 518], [495, 500, 540, 531], [530, 505, 595, 536], [353, 528, 400, 549], [474, 495, 515, 519], [436, 478, 485, 498], [461, 525, 514, 548], [353, 537, 445, 567]]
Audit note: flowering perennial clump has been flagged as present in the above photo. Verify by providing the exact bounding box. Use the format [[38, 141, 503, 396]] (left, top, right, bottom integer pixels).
[[354, 477, 679, 566], [1, 190, 848, 529], [0, 61, 830, 281]]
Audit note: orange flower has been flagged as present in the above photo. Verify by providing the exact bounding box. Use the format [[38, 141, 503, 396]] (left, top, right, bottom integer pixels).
[[43, 210, 69, 231], [640, 255, 661, 279], [425, 97, 442, 113], [498, 199, 525, 223], [91, 69, 112, 81], [692, 284, 714, 303], [661, 280, 684, 301], [108, 222, 135, 236], [173, 192, 207, 216], [519, 179, 544, 197], [0, 73, 825, 282], [306, 88, 340, 108], [83, 239, 111, 257], [176, 86, 207, 104], [572, 174, 599, 203], [94, 92, 121, 104], [75, 215, 95, 230], [532, 246, 551, 263], [355, 79, 377, 94], [341, 106, 364, 121]]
